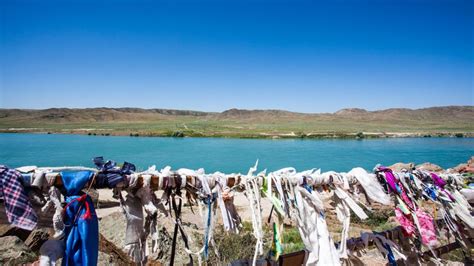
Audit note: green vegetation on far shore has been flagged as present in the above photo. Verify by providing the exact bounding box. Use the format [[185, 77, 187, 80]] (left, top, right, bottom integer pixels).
[[1, 106, 473, 139]]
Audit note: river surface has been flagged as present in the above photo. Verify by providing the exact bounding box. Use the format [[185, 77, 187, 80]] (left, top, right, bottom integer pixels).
[[0, 133, 472, 173]]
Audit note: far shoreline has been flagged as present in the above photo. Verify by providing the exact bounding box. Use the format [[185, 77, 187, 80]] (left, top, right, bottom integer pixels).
[[1, 129, 473, 140]]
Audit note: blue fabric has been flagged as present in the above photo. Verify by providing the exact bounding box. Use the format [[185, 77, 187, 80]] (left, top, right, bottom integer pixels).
[[60, 171, 98, 266], [302, 176, 313, 193], [63, 195, 98, 266], [21, 174, 33, 186], [202, 193, 217, 259], [61, 171, 94, 196], [383, 242, 397, 266], [93, 156, 135, 188], [204, 198, 211, 259], [424, 185, 438, 200]]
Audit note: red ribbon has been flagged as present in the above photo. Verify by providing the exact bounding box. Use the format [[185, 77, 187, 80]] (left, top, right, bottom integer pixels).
[[63, 194, 93, 220]]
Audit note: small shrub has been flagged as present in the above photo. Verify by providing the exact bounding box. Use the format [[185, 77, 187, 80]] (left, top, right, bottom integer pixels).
[[282, 227, 305, 253], [208, 222, 305, 264], [351, 209, 392, 228], [204, 223, 260, 265]]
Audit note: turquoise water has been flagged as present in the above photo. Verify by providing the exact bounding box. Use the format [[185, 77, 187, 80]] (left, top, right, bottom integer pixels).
[[0, 133, 473, 173]]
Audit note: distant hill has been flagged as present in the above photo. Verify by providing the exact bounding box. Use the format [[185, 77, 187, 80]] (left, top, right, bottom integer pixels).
[[0, 106, 473, 138]]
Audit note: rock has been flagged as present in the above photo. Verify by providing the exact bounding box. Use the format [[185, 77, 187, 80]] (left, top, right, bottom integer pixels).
[[467, 156, 474, 166], [452, 163, 468, 173], [147, 259, 163, 266], [0, 224, 32, 241], [182, 221, 199, 230], [99, 233, 133, 265], [99, 211, 126, 248], [98, 251, 113, 265], [153, 227, 173, 262], [0, 236, 37, 265], [388, 162, 414, 172], [444, 261, 464, 266], [416, 162, 443, 172], [25, 228, 51, 252], [450, 157, 474, 173]]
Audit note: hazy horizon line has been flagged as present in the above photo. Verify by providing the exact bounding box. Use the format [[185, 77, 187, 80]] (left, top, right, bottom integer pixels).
[[1, 104, 472, 115]]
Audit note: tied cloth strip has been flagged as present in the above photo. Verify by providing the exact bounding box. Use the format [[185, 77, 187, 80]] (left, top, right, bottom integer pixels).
[[214, 173, 242, 233], [293, 184, 340, 265], [0, 166, 38, 230], [377, 167, 442, 260], [63, 194, 93, 220], [180, 174, 219, 266], [264, 171, 286, 261], [243, 161, 265, 266], [118, 192, 147, 265], [93, 157, 135, 188], [10, 162, 474, 266], [169, 176, 194, 266], [203, 194, 217, 259], [360, 232, 407, 265], [41, 186, 65, 239], [116, 173, 158, 265], [61, 170, 98, 266]]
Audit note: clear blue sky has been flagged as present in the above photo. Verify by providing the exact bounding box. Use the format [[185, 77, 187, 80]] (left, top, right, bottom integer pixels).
[[1, 0, 472, 113]]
